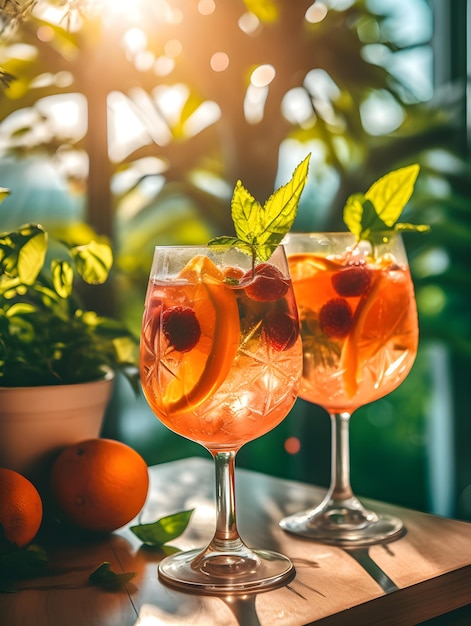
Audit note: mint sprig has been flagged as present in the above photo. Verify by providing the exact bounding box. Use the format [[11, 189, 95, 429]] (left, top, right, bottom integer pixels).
[[209, 154, 311, 261], [343, 163, 430, 246]]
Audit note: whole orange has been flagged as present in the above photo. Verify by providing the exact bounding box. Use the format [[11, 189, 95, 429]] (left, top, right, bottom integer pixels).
[[0, 468, 43, 548], [50, 438, 149, 533]]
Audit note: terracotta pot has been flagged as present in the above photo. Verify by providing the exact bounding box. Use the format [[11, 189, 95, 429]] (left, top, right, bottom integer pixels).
[[0, 376, 114, 486]]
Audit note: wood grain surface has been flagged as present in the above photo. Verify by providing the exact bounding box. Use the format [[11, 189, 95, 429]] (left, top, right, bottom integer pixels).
[[2, 457, 471, 626]]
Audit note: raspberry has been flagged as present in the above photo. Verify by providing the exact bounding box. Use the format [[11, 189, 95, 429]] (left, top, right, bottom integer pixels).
[[243, 263, 290, 302], [319, 298, 352, 338], [332, 264, 372, 297], [162, 305, 201, 352], [264, 309, 299, 351]]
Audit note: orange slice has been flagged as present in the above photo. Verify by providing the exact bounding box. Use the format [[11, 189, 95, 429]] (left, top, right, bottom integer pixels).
[[288, 253, 342, 280], [178, 254, 223, 283], [161, 255, 240, 416], [288, 253, 341, 310], [339, 272, 381, 398], [340, 268, 415, 397]]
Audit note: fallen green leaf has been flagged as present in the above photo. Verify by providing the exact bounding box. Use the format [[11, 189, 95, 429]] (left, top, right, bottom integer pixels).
[[130, 509, 194, 548], [88, 562, 136, 591], [0, 537, 48, 593]]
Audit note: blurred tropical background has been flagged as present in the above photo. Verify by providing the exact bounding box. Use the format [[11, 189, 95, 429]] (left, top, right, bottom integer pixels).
[[0, 0, 470, 520]]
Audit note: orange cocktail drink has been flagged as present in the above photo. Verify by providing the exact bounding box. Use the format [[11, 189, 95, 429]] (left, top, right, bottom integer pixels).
[[140, 247, 301, 452], [288, 240, 418, 413], [140, 244, 302, 593], [138, 152, 309, 594], [279, 231, 419, 546]]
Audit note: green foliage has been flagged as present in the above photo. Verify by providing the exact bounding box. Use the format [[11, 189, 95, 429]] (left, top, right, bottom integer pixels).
[[343, 164, 429, 246], [209, 154, 311, 261], [0, 222, 138, 387]]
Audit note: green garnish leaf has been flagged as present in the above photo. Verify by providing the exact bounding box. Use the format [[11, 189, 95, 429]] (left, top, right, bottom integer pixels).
[[208, 236, 240, 248], [89, 562, 136, 590], [343, 163, 429, 244], [130, 509, 194, 548], [365, 163, 420, 226], [209, 153, 311, 261], [343, 196, 389, 239]]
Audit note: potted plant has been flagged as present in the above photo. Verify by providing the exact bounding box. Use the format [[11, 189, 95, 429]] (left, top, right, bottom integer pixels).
[[0, 188, 139, 486]]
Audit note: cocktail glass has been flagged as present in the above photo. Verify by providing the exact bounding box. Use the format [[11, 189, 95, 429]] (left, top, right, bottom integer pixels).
[[279, 232, 419, 546], [140, 244, 302, 593]]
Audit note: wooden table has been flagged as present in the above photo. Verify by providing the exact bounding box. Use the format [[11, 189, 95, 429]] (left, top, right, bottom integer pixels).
[[2, 457, 471, 626]]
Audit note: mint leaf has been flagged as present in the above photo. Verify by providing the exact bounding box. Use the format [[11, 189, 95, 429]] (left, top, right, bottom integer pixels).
[[0, 541, 48, 592], [365, 163, 420, 226], [207, 236, 240, 247], [257, 153, 311, 256], [343, 164, 429, 245], [343, 196, 389, 241], [231, 180, 263, 243], [89, 562, 136, 590], [130, 509, 194, 548], [207, 235, 249, 254], [209, 153, 311, 261]]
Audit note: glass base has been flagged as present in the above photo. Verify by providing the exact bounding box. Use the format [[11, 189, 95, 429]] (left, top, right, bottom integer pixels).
[[279, 497, 405, 546], [158, 547, 295, 595]]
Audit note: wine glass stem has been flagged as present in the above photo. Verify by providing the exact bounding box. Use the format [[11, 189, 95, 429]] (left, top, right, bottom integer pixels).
[[329, 412, 354, 502], [210, 450, 243, 549]]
